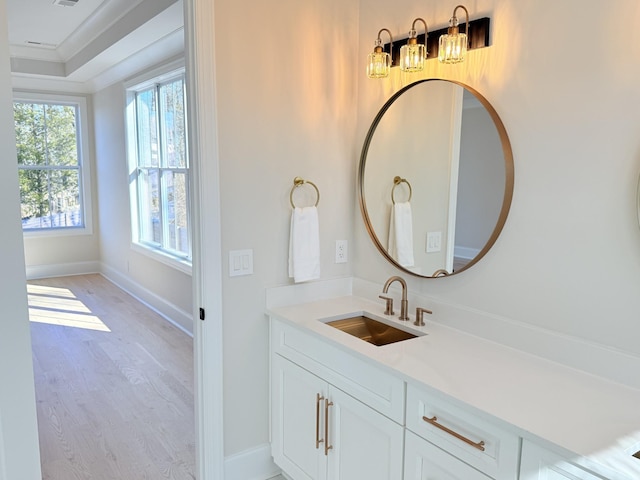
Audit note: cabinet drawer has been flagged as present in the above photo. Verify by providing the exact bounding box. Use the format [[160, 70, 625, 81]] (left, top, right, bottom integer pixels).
[[406, 383, 520, 480], [520, 440, 611, 480], [404, 430, 492, 480], [271, 318, 405, 423]]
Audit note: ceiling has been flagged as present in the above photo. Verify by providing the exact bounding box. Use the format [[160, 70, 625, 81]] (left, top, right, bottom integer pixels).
[[6, 0, 184, 92]]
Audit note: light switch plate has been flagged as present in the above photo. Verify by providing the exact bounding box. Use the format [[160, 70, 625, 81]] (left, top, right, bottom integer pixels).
[[229, 249, 253, 276], [426, 232, 442, 253]]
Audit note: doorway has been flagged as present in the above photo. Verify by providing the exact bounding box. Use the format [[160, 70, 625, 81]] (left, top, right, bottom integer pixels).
[[4, 0, 225, 477]]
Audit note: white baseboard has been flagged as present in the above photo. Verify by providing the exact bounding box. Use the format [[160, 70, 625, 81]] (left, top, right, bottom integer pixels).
[[100, 263, 193, 336], [454, 245, 480, 260], [25, 261, 193, 336], [224, 443, 280, 480], [25, 260, 100, 280]]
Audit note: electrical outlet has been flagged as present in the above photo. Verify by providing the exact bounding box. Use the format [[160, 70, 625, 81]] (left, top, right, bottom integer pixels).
[[335, 240, 348, 264]]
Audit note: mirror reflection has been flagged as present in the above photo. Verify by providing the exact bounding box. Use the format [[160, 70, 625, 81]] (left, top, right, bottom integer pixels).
[[359, 79, 514, 278]]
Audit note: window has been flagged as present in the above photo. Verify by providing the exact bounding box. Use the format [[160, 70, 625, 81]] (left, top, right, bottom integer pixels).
[[126, 69, 191, 267], [13, 95, 91, 234]]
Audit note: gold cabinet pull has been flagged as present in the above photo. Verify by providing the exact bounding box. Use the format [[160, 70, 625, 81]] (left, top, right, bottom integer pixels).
[[315, 394, 324, 449], [324, 399, 334, 456], [422, 416, 486, 452]]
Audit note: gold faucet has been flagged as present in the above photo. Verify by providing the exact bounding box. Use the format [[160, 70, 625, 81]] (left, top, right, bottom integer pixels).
[[414, 307, 432, 326], [382, 276, 409, 321]]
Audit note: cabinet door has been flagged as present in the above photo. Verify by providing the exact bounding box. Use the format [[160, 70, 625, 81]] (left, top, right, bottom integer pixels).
[[326, 386, 404, 480], [404, 430, 492, 480], [520, 440, 607, 480], [272, 355, 327, 480]]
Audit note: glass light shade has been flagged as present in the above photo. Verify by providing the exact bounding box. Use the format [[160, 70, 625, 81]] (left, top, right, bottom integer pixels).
[[400, 43, 426, 72], [438, 32, 467, 64], [367, 51, 391, 78]]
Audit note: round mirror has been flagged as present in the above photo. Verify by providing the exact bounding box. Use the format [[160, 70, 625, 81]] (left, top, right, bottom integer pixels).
[[358, 79, 514, 278]]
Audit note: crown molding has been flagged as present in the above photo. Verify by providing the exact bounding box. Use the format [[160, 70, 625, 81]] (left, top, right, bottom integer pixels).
[[10, 0, 183, 94]]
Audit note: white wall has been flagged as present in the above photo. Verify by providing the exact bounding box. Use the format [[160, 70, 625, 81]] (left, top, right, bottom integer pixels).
[[355, 0, 640, 357], [0, 0, 42, 476], [212, 0, 359, 456]]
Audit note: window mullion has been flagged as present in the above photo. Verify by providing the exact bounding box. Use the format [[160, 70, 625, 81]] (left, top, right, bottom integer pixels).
[[43, 106, 52, 228], [133, 95, 145, 244], [155, 84, 168, 249]]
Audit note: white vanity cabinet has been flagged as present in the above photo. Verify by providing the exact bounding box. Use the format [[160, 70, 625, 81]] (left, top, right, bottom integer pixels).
[[268, 309, 634, 480], [269, 317, 520, 480], [519, 440, 608, 480], [271, 355, 404, 480], [270, 318, 405, 480]]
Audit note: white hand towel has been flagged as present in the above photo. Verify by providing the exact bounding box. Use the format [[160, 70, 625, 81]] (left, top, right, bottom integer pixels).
[[288, 206, 320, 283], [388, 202, 414, 267]]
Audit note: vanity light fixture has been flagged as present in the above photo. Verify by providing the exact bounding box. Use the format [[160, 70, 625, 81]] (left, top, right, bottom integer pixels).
[[438, 4, 469, 64], [367, 28, 393, 79], [399, 18, 428, 72], [367, 9, 489, 78]]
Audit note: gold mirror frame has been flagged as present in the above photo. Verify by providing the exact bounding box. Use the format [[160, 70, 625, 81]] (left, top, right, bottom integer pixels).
[[358, 79, 515, 278], [637, 175, 640, 228]]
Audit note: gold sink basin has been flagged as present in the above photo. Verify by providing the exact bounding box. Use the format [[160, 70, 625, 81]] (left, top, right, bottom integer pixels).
[[326, 315, 419, 346]]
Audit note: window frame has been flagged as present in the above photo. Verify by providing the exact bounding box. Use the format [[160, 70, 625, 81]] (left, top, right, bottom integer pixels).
[[125, 61, 192, 274], [13, 92, 93, 238]]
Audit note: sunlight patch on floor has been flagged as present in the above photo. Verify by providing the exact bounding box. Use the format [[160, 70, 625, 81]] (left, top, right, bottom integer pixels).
[[28, 284, 111, 332]]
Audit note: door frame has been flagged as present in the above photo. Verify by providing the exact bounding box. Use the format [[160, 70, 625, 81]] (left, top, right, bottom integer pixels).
[[184, 0, 225, 478]]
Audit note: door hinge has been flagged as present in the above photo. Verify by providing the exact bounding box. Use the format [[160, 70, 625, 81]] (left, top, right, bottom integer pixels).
[[199, 307, 205, 321]]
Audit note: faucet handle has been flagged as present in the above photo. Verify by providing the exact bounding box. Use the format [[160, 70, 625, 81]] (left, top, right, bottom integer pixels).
[[414, 307, 432, 327], [378, 295, 394, 315]]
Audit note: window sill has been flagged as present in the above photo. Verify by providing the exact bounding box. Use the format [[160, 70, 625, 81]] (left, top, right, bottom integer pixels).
[[131, 242, 192, 276], [23, 225, 93, 238]]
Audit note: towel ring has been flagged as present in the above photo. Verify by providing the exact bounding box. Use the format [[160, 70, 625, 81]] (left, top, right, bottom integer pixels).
[[391, 176, 412, 204], [290, 177, 320, 208], [432, 269, 450, 277]]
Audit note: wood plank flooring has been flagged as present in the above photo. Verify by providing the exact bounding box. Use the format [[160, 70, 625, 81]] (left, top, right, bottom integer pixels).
[[28, 274, 195, 480]]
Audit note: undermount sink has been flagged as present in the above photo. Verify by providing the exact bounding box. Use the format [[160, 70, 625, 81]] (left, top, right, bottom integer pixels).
[[324, 314, 423, 346]]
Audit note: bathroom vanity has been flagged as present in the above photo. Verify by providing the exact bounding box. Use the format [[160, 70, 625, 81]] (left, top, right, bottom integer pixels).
[[267, 73, 640, 479], [267, 292, 640, 480]]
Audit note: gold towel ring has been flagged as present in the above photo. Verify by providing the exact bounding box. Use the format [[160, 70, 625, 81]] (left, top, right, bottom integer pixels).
[[432, 269, 450, 277], [391, 176, 412, 204], [290, 177, 320, 208]]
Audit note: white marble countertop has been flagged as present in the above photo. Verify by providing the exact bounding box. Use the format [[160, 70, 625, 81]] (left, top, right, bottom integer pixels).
[[267, 294, 640, 480]]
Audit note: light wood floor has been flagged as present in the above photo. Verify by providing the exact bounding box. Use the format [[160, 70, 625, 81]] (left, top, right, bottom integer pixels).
[[28, 274, 195, 480]]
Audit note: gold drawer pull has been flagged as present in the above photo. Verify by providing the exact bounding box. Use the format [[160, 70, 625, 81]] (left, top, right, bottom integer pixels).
[[316, 394, 324, 449], [422, 415, 486, 452], [324, 399, 334, 456]]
